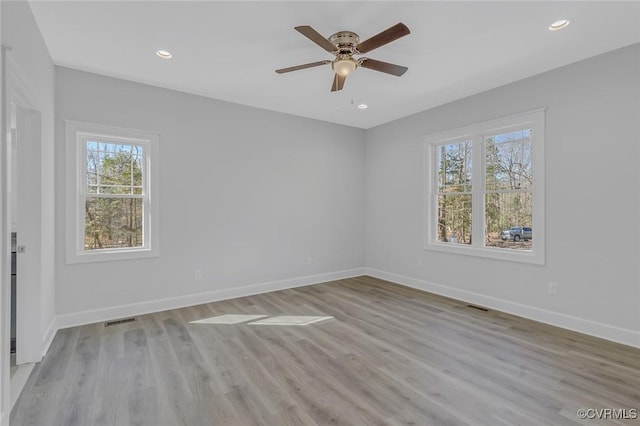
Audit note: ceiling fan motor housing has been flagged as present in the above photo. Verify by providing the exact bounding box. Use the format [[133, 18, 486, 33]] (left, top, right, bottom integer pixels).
[[329, 31, 360, 55]]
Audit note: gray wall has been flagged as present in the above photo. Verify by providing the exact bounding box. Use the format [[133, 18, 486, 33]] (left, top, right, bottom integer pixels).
[[365, 44, 640, 343], [55, 67, 366, 315]]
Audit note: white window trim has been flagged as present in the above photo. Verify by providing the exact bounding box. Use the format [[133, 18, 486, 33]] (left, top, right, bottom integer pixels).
[[423, 109, 545, 265], [65, 121, 159, 263]]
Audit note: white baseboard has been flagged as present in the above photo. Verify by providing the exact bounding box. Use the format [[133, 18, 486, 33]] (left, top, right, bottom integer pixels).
[[365, 268, 640, 349], [55, 268, 367, 331]]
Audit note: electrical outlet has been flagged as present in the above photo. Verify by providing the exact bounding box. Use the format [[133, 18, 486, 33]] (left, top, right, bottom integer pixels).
[[306, 257, 312, 265], [548, 282, 558, 295], [195, 270, 202, 280]]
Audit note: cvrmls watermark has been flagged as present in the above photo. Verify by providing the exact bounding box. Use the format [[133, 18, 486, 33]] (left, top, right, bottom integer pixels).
[[577, 408, 637, 420]]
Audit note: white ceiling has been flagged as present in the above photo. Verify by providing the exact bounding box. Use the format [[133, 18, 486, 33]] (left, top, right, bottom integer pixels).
[[29, 1, 640, 129]]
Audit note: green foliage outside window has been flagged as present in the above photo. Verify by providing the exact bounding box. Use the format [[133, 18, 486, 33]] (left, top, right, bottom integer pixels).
[[84, 143, 144, 250], [436, 130, 532, 250]]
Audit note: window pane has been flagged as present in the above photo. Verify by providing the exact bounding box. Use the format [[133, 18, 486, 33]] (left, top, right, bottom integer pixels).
[[86, 141, 144, 194], [84, 197, 143, 250], [485, 192, 532, 250], [437, 141, 472, 193], [86, 148, 99, 193], [437, 194, 471, 244], [132, 154, 143, 187], [485, 130, 532, 191], [87, 172, 98, 190]]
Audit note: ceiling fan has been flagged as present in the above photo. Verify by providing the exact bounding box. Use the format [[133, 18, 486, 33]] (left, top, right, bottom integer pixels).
[[276, 23, 410, 92]]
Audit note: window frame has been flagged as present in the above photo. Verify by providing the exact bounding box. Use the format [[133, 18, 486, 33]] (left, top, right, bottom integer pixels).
[[423, 109, 545, 264], [65, 121, 159, 263]]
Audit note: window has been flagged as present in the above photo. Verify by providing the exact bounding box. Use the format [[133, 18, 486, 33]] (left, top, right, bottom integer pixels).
[[65, 121, 159, 263], [424, 110, 545, 264]]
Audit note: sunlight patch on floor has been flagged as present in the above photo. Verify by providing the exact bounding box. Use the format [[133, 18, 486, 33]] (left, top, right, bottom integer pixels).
[[190, 314, 267, 324], [248, 315, 334, 326]]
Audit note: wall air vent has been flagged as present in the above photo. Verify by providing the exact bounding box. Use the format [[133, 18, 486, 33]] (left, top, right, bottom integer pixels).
[[466, 304, 489, 312]]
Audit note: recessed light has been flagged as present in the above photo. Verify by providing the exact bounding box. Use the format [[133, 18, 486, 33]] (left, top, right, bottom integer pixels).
[[156, 50, 173, 59], [357, 104, 368, 109], [548, 19, 570, 31]]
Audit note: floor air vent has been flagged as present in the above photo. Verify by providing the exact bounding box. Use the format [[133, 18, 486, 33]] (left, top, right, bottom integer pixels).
[[105, 317, 137, 327], [466, 304, 489, 312]]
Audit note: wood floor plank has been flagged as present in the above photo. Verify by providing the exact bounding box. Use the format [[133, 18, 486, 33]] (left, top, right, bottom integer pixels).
[[11, 276, 640, 426], [53, 323, 102, 426]]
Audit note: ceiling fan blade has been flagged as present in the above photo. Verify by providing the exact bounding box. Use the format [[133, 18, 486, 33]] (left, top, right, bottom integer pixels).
[[295, 26, 337, 52], [331, 74, 346, 92], [360, 58, 408, 76], [356, 23, 410, 54], [275, 60, 331, 74]]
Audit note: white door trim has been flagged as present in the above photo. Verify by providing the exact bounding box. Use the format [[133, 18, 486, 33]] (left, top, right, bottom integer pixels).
[[1, 44, 11, 426], [5, 48, 43, 366], [1, 46, 45, 423]]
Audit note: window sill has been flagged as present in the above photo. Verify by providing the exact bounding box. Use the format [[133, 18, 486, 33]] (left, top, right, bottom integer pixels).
[[424, 242, 544, 265], [66, 247, 159, 264]]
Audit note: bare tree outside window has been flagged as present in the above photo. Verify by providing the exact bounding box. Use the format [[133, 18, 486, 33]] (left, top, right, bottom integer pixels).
[[436, 141, 472, 244], [485, 130, 532, 250], [84, 141, 144, 250], [433, 130, 533, 251]]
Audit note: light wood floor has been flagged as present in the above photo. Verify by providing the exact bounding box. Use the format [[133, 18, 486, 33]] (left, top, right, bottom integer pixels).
[[11, 276, 640, 425]]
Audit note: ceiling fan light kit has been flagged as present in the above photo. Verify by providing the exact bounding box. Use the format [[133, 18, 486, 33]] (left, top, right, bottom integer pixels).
[[332, 57, 357, 77], [276, 23, 410, 92]]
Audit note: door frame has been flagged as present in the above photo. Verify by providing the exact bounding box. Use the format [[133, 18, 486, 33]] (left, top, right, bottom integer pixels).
[[1, 46, 44, 421], [1, 44, 9, 426]]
